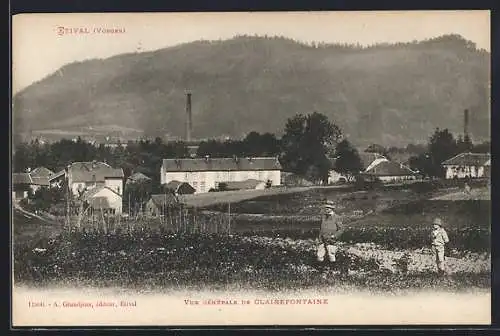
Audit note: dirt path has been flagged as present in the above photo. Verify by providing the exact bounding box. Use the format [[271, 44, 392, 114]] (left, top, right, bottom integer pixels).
[[13, 206, 64, 247], [431, 187, 490, 201]]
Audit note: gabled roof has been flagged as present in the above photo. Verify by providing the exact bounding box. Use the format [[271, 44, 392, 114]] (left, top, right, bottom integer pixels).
[[82, 186, 122, 200], [149, 194, 179, 208], [13, 173, 32, 185], [364, 160, 416, 177], [162, 157, 282, 172], [127, 172, 151, 183], [69, 161, 124, 183], [442, 152, 491, 166], [30, 167, 55, 178], [329, 152, 387, 172], [222, 179, 266, 190]]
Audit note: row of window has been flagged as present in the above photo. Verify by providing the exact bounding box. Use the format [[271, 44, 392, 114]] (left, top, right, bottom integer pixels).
[[183, 171, 275, 180], [184, 171, 273, 183]]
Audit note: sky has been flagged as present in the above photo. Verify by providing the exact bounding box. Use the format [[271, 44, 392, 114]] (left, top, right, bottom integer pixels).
[[12, 11, 490, 94]]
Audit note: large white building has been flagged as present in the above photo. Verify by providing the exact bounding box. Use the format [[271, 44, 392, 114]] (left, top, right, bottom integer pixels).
[[442, 152, 491, 179], [160, 157, 282, 194]]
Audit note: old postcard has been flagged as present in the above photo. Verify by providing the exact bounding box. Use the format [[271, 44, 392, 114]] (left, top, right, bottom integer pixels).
[[11, 11, 491, 327]]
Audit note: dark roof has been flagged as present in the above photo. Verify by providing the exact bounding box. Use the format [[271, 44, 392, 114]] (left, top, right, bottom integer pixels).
[[223, 179, 266, 190], [364, 161, 416, 176], [13, 173, 32, 184], [162, 157, 282, 172], [149, 194, 179, 208], [127, 172, 151, 183], [30, 167, 55, 178], [163, 181, 196, 194], [69, 161, 124, 183], [442, 152, 491, 166]]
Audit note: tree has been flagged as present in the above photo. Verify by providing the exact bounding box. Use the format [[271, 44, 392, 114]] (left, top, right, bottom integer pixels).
[[24, 186, 66, 213], [408, 128, 460, 178], [473, 141, 490, 153], [280, 112, 342, 184], [124, 178, 153, 215], [334, 139, 363, 182], [427, 128, 459, 177]]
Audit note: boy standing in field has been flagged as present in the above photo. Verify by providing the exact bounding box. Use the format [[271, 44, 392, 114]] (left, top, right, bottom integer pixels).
[[317, 200, 343, 268], [430, 217, 449, 276]]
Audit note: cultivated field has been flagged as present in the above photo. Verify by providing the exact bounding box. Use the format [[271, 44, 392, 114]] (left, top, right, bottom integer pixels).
[[12, 182, 491, 293]]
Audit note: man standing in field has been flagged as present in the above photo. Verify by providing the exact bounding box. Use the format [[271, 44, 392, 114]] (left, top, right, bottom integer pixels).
[[316, 200, 343, 269], [431, 217, 449, 276]]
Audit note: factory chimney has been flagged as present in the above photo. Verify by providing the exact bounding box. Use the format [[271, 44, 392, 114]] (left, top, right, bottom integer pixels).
[[185, 90, 192, 143], [463, 109, 469, 139]]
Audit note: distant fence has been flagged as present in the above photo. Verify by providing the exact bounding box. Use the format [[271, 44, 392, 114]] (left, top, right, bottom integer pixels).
[[65, 206, 232, 235]]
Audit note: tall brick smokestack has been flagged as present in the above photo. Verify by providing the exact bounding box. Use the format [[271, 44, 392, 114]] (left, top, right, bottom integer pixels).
[[185, 91, 192, 142], [464, 109, 469, 139]]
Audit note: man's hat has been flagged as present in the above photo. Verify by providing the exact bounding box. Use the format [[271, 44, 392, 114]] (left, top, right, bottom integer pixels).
[[433, 217, 443, 226]]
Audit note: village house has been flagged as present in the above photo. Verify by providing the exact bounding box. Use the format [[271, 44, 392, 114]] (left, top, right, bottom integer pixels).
[[12, 166, 56, 202], [362, 160, 417, 183], [82, 185, 123, 215], [65, 161, 124, 197], [160, 156, 282, 194], [12, 173, 32, 201], [145, 193, 179, 217], [442, 152, 491, 179], [328, 152, 388, 184], [28, 167, 54, 192]]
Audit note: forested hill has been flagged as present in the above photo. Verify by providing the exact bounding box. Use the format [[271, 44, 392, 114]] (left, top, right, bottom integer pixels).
[[13, 34, 490, 147]]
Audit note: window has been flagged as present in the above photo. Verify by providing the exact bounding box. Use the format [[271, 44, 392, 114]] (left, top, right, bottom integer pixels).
[[117, 186, 121, 194], [200, 182, 206, 192]]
